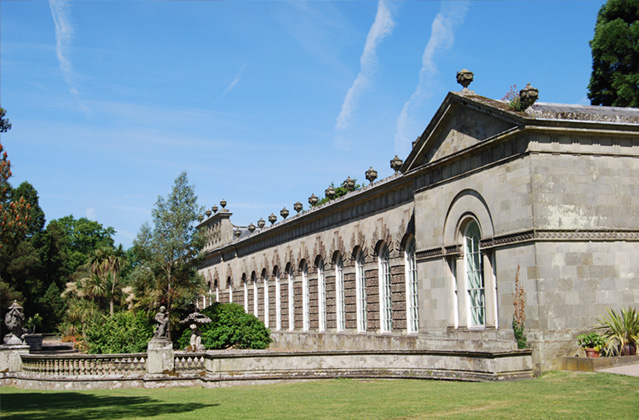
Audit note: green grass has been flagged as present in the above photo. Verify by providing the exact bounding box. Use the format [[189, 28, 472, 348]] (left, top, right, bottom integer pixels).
[[1, 371, 638, 419]]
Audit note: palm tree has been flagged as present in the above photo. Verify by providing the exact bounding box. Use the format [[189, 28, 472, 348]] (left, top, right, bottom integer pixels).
[[86, 245, 127, 315]]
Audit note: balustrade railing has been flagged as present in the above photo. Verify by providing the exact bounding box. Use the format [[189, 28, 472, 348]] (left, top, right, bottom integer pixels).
[[174, 352, 206, 373], [21, 353, 147, 377]]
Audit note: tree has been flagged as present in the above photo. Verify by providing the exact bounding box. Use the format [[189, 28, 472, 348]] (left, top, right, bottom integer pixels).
[[13, 181, 45, 238], [588, 0, 639, 107], [86, 245, 127, 315], [54, 215, 116, 277], [131, 172, 205, 340]]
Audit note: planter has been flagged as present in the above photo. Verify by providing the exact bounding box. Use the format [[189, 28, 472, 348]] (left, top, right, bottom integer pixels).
[[23, 333, 43, 351], [585, 348, 600, 358], [621, 343, 637, 356]]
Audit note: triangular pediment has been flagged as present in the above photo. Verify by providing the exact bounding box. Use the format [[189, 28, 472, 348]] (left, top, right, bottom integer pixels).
[[402, 92, 524, 172]]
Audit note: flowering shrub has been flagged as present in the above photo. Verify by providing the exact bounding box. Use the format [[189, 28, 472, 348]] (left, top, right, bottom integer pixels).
[[502, 85, 524, 112]]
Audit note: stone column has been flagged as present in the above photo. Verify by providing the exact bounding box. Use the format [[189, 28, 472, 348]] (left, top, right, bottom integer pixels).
[[147, 339, 174, 374], [483, 252, 497, 328], [0, 345, 29, 372], [455, 257, 468, 328]]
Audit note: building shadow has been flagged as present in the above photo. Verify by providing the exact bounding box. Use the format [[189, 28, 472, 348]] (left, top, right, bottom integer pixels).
[[1, 391, 218, 420]]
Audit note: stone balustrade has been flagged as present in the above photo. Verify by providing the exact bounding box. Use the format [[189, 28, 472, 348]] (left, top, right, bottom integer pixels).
[[21, 353, 147, 377], [174, 352, 206, 372]]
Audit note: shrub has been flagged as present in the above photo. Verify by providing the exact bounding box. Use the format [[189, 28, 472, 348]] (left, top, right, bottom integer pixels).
[[85, 311, 153, 354], [577, 332, 606, 351], [596, 307, 639, 356], [178, 303, 271, 350]]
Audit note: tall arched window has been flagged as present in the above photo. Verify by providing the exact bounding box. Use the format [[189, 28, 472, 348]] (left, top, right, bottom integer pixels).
[[263, 271, 269, 328], [335, 254, 345, 332], [301, 262, 309, 331], [252, 272, 258, 317], [317, 259, 326, 332], [274, 268, 281, 331], [465, 220, 485, 327], [356, 249, 367, 332], [405, 238, 419, 333], [288, 265, 295, 331], [214, 279, 219, 304], [227, 277, 233, 304], [378, 244, 392, 333]]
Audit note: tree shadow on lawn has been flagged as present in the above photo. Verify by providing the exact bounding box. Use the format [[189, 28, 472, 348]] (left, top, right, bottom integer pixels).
[[1, 391, 218, 420]]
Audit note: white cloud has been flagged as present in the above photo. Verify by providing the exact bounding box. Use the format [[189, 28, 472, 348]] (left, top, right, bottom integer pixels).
[[86, 206, 97, 220], [49, 0, 87, 112], [221, 63, 247, 98], [394, 2, 469, 156], [335, 0, 396, 131]]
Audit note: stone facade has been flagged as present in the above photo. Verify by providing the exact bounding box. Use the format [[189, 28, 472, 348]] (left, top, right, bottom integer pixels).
[[197, 87, 639, 373]]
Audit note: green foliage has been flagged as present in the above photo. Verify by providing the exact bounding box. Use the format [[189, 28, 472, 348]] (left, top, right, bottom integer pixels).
[[85, 311, 153, 354], [178, 303, 271, 350], [312, 179, 362, 207], [577, 332, 606, 351], [502, 84, 525, 112], [0, 108, 11, 133], [131, 172, 205, 339], [588, 0, 639, 107], [39, 282, 66, 332], [13, 181, 45, 238], [54, 215, 116, 276], [512, 265, 527, 349], [25, 313, 43, 333], [596, 307, 639, 355], [512, 319, 527, 349]]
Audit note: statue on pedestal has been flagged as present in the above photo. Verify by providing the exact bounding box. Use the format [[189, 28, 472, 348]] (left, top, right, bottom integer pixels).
[[3, 301, 26, 346], [153, 306, 169, 341], [180, 312, 212, 352]]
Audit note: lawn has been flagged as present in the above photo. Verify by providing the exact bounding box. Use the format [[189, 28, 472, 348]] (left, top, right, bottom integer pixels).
[[1, 371, 638, 420]]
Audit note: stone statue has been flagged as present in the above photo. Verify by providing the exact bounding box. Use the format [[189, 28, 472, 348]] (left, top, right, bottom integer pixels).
[[3, 301, 26, 345], [153, 306, 169, 340], [180, 311, 212, 352]]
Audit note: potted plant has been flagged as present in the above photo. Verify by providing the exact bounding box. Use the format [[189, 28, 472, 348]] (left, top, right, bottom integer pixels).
[[577, 332, 605, 358], [23, 313, 44, 351], [596, 307, 639, 356]]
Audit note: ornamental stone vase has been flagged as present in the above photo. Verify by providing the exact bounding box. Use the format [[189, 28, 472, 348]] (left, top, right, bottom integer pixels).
[[294, 201, 303, 213], [308, 194, 319, 206]]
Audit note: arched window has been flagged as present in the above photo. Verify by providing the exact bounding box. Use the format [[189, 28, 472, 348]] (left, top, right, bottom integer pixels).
[[301, 261, 309, 331], [378, 244, 392, 333], [227, 277, 233, 304], [287, 265, 295, 331], [274, 268, 281, 331], [355, 249, 367, 332], [335, 254, 345, 332], [214, 279, 219, 304], [317, 258, 326, 332], [405, 237, 419, 333], [464, 220, 485, 327], [262, 270, 269, 328], [252, 272, 258, 318]]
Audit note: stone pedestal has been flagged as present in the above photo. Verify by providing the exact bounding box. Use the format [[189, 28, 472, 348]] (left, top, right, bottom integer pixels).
[[147, 339, 174, 374], [0, 345, 29, 372]]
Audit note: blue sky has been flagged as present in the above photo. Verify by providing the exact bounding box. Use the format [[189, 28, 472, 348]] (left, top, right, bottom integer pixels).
[[1, 0, 606, 248]]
